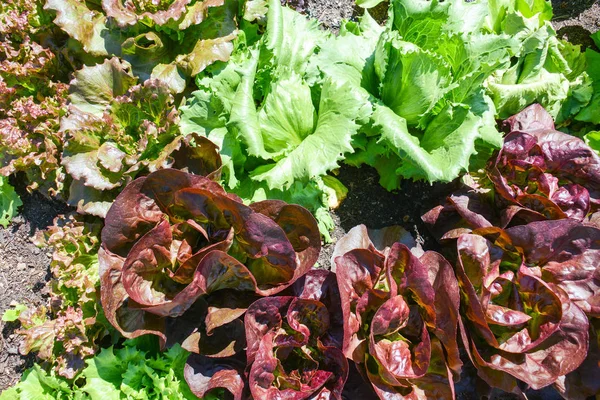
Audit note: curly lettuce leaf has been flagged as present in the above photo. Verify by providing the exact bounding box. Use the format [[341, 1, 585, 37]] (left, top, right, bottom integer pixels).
[[0, 365, 75, 400], [1, 342, 197, 400], [314, 0, 593, 188], [81, 344, 195, 400], [181, 0, 360, 238], [0, 0, 73, 196], [61, 58, 220, 217], [44, 0, 244, 92], [16, 215, 108, 379]]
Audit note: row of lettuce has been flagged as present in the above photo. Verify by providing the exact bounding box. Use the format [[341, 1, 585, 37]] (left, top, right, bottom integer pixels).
[[1, 0, 600, 235], [0, 0, 599, 398], [4, 104, 600, 398]]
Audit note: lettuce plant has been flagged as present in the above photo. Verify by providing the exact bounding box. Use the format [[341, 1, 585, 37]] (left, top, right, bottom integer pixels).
[[1, 341, 199, 400], [180, 0, 369, 239], [423, 104, 600, 236], [99, 168, 320, 396], [0, 0, 73, 196], [243, 270, 348, 399], [17, 214, 109, 378], [331, 225, 461, 399], [60, 57, 222, 217], [44, 0, 248, 92], [454, 227, 590, 394], [490, 104, 600, 224], [312, 0, 593, 189]]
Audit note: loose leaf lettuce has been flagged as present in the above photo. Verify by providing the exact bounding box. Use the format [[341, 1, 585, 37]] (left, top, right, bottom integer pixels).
[[0, 341, 198, 400], [44, 0, 244, 92], [243, 270, 348, 399], [0, 0, 72, 196], [455, 228, 589, 393], [98, 168, 320, 396], [423, 104, 600, 235], [332, 225, 461, 399], [17, 214, 109, 378], [61, 58, 221, 217], [181, 0, 366, 239]]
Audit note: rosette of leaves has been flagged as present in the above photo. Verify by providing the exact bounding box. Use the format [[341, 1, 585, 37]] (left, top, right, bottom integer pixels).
[[0, 0, 73, 196], [180, 0, 369, 239], [99, 168, 320, 398], [489, 104, 600, 224], [61, 57, 219, 217], [331, 225, 461, 399], [422, 104, 600, 237], [241, 270, 348, 399], [15, 214, 108, 379], [44, 0, 247, 92], [311, 0, 593, 189], [453, 227, 590, 395]]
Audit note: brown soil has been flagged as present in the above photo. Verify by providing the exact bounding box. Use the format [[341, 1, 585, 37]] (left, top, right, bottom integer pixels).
[[0, 175, 71, 390]]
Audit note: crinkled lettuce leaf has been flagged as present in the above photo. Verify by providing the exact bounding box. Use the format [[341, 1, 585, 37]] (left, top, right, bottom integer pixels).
[[1, 342, 197, 400], [181, 0, 362, 239], [61, 57, 217, 217], [44, 0, 246, 92], [17, 215, 108, 379], [313, 0, 593, 188], [0, 0, 72, 197]]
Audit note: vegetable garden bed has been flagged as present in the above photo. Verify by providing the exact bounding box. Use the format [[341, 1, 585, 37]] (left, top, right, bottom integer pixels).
[[0, 0, 599, 398]]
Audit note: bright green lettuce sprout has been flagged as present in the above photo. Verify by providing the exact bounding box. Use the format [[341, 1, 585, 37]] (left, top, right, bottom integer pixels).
[[316, 0, 593, 188], [44, 0, 258, 92], [181, 0, 369, 238]]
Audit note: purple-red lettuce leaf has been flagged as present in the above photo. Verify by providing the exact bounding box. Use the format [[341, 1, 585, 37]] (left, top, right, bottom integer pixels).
[[423, 105, 600, 244], [555, 319, 600, 399], [332, 224, 460, 399], [184, 353, 246, 400], [455, 230, 589, 391], [490, 104, 600, 225], [99, 168, 320, 358], [504, 219, 600, 318], [244, 269, 347, 400]]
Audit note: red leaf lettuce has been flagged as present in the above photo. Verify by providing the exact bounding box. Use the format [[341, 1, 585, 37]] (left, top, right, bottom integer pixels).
[[332, 225, 461, 399], [99, 168, 320, 396], [243, 270, 348, 399]]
